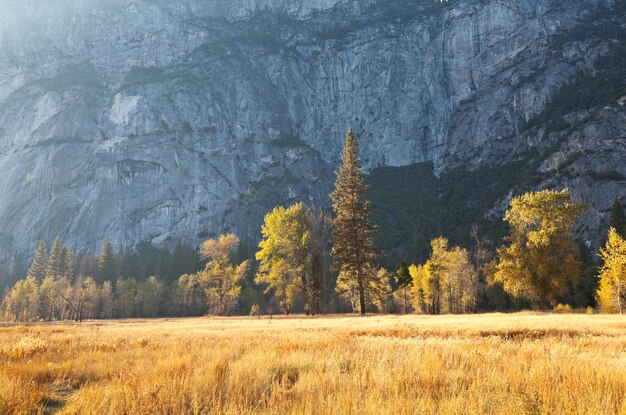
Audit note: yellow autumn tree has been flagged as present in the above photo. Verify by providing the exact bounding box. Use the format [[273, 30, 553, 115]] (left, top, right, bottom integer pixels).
[[198, 234, 249, 316], [410, 238, 474, 314], [444, 246, 475, 314], [337, 267, 391, 313], [409, 264, 429, 313], [255, 203, 310, 315], [597, 227, 626, 314], [488, 189, 584, 309], [1, 276, 40, 322]]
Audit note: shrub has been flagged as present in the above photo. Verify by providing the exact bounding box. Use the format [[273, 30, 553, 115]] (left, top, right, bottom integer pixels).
[[553, 304, 573, 314]]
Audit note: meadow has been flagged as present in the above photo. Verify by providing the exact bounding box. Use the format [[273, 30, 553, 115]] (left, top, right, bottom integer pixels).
[[0, 313, 625, 415]]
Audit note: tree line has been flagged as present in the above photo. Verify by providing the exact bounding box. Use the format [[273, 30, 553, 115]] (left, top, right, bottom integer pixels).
[[2, 129, 626, 321]]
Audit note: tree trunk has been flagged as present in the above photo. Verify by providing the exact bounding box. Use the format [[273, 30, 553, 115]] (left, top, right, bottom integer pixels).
[[402, 289, 407, 314], [301, 270, 310, 315], [358, 274, 366, 315]]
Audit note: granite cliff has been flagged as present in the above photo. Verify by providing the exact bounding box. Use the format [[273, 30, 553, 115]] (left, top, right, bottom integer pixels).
[[0, 0, 624, 267]]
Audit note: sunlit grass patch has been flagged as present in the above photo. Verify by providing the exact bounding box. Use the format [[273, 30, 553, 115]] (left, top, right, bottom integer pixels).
[[0, 314, 624, 414]]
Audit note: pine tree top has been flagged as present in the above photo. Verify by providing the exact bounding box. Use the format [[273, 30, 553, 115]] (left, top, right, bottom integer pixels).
[[27, 239, 48, 279], [331, 128, 368, 207]]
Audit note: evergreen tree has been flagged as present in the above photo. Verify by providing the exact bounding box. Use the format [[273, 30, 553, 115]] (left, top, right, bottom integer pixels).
[[396, 262, 412, 288], [395, 261, 412, 314], [609, 199, 626, 237], [330, 129, 381, 315], [27, 240, 48, 280], [10, 252, 26, 286], [574, 242, 598, 308], [97, 240, 117, 282], [120, 248, 141, 280], [45, 237, 64, 279], [77, 252, 97, 280], [154, 245, 172, 282], [170, 243, 199, 281], [63, 248, 76, 282]]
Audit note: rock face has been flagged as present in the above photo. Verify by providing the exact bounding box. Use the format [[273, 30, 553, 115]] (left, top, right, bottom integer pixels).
[[0, 0, 624, 264]]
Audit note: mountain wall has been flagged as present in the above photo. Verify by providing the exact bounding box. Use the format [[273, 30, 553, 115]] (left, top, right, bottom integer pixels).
[[0, 0, 624, 266]]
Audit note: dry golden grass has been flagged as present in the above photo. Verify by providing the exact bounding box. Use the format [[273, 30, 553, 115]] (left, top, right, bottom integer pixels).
[[0, 313, 625, 414]]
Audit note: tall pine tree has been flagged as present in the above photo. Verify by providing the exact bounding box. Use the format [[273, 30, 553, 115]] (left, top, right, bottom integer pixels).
[[63, 248, 76, 282], [97, 240, 117, 282], [331, 129, 381, 315], [45, 237, 63, 279], [27, 240, 47, 280]]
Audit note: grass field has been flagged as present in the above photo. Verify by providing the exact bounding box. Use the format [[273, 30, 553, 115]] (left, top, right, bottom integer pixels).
[[1, 313, 625, 414]]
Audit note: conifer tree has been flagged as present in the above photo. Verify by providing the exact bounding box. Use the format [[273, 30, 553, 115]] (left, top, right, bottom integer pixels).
[[395, 261, 412, 314], [609, 199, 626, 237], [170, 243, 199, 281], [330, 129, 381, 315], [154, 245, 172, 282], [97, 240, 117, 282], [63, 248, 76, 282], [27, 240, 48, 280], [45, 237, 64, 279]]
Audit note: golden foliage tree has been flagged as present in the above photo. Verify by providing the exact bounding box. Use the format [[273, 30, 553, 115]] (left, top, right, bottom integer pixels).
[[1, 276, 40, 322], [597, 227, 626, 314], [488, 189, 584, 309], [330, 129, 381, 315], [409, 264, 429, 313], [410, 238, 474, 314], [198, 234, 249, 316], [174, 274, 204, 316], [336, 267, 391, 313], [255, 203, 310, 315]]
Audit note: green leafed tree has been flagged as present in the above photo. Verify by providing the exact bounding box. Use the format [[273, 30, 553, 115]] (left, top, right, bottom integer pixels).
[[330, 128, 381, 315]]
